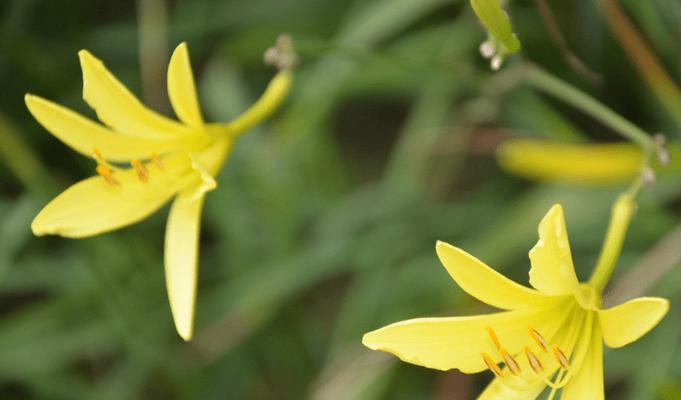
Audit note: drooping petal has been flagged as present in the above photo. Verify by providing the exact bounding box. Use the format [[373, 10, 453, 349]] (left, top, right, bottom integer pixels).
[[478, 376, 546, 400], [560, 321, 604, 400], [164, 188, 205, 341], [528, 205, 580, 296], [31, 155, 192, 238], [79, 50, 192, 138], [25, 95, 191, 162], [167, 43, 203, 127], [436, 241, 551, 310], [598, 297, 669, 348], [362, 305, 564, 373]]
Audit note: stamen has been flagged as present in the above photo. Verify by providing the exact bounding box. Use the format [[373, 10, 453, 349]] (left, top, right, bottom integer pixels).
[[486, 327, 501, 350], [96, 164, 120, 186], [552, 345, 570, 369], [500, 348, 521, 376], [131, 159, 149, 182], [481, 352, 504, 377], [528, 327, 549, 352], [524, 346, 544, 373], [151, 152, 164, 170], [92, 148, 106, 164]]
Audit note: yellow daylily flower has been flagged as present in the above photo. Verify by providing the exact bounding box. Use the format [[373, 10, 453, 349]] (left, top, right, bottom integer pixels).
[[26, 41, 294, 341], [497, 139, 643, 185], [363, 195, 669, 399]]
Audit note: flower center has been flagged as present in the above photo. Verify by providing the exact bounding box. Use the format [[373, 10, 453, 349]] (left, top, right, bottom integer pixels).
[[93, 148, 165, 186], [479, 326, 571, 386]]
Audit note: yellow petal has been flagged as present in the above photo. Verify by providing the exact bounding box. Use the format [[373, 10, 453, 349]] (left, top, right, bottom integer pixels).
[[362, 306, 564, 373], [598, 297, 669, 348], [478, 376, 546, 400], [224, 69, 292, 136], [167, 43, 203, 127], [497, 139, 641, 185], [79, 50, 192, 138], [528, 204, 580, 296], [31, 155, 192, 238], [560, 321, 604, 400], [25, 95, 190, 162], [436, 241, 550, 310], [186, 155, 217, 201], [164, 189, 205, 341]]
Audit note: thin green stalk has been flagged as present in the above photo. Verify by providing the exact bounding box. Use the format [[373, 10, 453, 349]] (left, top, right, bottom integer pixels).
[[523, 64, 654, 154], [588, 193, 635, 293]]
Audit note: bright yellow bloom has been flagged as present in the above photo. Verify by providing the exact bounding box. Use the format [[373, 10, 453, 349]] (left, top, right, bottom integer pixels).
[[26, 42, 293, 341], [363, 196, 668, 399], [497, 139, 643, 185]]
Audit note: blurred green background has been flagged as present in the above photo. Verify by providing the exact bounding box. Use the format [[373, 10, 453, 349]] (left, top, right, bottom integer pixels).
[[1, 0, 680, 398]]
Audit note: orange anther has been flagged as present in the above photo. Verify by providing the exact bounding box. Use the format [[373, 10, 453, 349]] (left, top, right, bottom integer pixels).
[[131, 159, 149, 182], [552, 345, 570, 369], [486, 327, 501, 350], [151, 152, 164, 170], [500, 349, 521, 376], [96, 164, 120, 186], [92, 148, 106, 164], [528, 327, 549, 353], [524, 346, 544, 373], [481, 352, 504, 378]]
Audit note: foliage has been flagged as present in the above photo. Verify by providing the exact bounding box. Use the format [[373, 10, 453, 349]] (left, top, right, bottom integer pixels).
[[0, 0, 680, 398]]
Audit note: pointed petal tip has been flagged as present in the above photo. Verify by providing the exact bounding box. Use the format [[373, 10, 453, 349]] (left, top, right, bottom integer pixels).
[[177, 326, 194, 342], [77, 50, 98, 65], [361, 331, 378, 349], [24, 93, 39, 104]]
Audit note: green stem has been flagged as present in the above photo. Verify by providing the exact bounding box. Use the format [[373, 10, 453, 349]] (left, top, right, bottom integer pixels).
[[523, 64, 654, 154], [588, 193, 635, 293]]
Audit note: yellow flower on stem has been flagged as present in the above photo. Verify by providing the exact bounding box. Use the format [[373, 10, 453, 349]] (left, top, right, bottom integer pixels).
[[26, 40, 294, 341], [363, 195, 669, 399]]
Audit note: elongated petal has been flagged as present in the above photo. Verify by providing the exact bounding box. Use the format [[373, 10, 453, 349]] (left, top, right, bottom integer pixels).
[[528, 205, 580, 296], [598, 297, 669, 348], [363, 306, 563, 373], [165, 189, 205, 341], [560, 322, 603, 400], [25, 95, 190, 162], [79, 50, 192, 138], [436, 241, 549, 310], [497, 140, 641, 185], [223, 69, 293, 136], [168, 43, 203, 127], [32, 156, 191, 238]]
